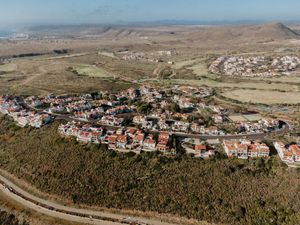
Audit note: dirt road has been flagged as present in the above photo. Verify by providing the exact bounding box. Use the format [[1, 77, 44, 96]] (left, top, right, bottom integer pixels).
[[0, 174, 177, 225]]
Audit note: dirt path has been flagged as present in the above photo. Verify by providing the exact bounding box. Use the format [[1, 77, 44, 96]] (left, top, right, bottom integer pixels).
[[0, 174, 178, 225]]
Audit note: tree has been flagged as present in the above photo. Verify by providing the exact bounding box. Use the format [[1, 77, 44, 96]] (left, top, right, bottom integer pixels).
[[137, 102, 152, 114], [109, 95, 117, 101], [168, 103, 180, 113]]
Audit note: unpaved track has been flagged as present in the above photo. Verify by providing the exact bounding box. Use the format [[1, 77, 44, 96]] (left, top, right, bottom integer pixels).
[[0, 174, 177, 225]]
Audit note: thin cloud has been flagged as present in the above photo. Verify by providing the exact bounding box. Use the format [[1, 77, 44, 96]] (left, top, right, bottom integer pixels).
[[88, 5, 125, 17]]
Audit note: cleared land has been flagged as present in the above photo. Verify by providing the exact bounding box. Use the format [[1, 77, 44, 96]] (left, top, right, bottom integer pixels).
[[242, 74, 300, 84], [72, 64, 115, 78], [221, 89, 300, 104], [187, 62, 210, 77], [172, 59, 200, 70], [0, 63, 17, 72], [98, 51, 118, 59], [165, 78, 299, 91]]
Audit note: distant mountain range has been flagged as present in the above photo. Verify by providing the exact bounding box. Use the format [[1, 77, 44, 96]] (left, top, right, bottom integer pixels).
[[2, 22, 299, 46]]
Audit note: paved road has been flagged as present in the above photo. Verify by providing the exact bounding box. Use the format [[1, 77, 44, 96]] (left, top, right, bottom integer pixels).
[[156, 122, 289, 141], [0, 174, 177, 225]]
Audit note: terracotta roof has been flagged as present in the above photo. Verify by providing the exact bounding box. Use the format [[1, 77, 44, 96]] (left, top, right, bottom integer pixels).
[[195, 145, 207, 151], [228, 145, 238, 151], [248, 145, 258, 153], [290, 145, 300, 156], [117, 135, 127, 143], [158, 132, 170, 141], [107, 135, 118, 142], [283, 150, 293, 157], [144, 139, 156, 144], [126, 128, 137, 134], [78, 131, 91, 138], [133, 134, 144, 141]]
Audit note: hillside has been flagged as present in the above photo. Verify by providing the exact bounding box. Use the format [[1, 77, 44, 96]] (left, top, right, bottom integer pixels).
[[186, 23, 300, 43], [25, 23, 300, 42], [0, 115, 300, 225]]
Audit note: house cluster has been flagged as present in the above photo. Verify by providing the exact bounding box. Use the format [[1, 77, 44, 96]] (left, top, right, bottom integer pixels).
[[223, 139, 270, 159], [132, 86, 226, 134], [154, 50, 176, 57], [173, 85, 213, 99], [130, 85, 279, 136], [209, 55, 300, 77], [274, 142, 300, 165], [26, 92, 135, 124], [99, 116, 125, 127], [3, 83, 281, 138], [0, 96, 52, 128], [121, 51, 162, 63], [26, 94, 90, 113], [236, 119, 280, 134], [120, 50, 176, 63], [133, 114, 227, 135], [58, 121, 173, 154]]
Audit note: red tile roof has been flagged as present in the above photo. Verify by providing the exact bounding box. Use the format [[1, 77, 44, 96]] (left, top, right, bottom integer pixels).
[[195, 145, 207, 151]]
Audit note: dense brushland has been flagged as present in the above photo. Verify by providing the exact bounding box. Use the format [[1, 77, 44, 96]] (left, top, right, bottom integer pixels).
[[0, 209, 29, 225], [0, 114, 300, 225]]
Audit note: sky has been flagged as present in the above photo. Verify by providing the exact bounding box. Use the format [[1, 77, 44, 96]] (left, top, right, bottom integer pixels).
[[1, 0, 300, 29]]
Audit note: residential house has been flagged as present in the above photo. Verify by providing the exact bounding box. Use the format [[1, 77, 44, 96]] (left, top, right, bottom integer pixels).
[[116, 135, 128, 149], [143, 134, 156, 150], [274, 142, 300, 164], [223, 140, 270, 159], [156, 132, 170, 153]]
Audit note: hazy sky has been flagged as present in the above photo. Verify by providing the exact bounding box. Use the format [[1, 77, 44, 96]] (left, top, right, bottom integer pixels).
[[1, 0, 300, 28]]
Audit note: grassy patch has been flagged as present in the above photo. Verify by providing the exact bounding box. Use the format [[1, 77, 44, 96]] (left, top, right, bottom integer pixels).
[[221, 89, 300, 105], [0, 63, 17, 72], [98, 51, 118, 59], [172, 59, 200, 69], [243, 74, 300, 84], [72, 64, 115, 78], [166, 78, 299, 91]]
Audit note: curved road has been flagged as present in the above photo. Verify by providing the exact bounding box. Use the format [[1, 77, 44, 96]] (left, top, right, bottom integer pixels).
[[19, 97, 290, 141], [172, 123, 290, 140], [0, 174, 176, 225]]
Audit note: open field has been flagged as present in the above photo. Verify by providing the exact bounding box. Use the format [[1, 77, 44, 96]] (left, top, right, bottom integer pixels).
[[187, 61, 210, 77], [221, 89, 300, 104], [164, 78, 300, 91], [0, 59, 134, 96], [241, 74, 300, 84], [0, 63, 17, 72], [72, 64, 115, 78], [172, 59, 200, 69], [98, 51, 118, 59]]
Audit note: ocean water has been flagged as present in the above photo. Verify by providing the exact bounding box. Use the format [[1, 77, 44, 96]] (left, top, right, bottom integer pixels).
[[0, 30, 11, 38]]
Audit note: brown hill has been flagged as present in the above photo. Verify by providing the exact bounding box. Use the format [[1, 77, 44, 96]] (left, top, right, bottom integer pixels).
[[186, 23, 300, 43], [27, 23, 300, 45]]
